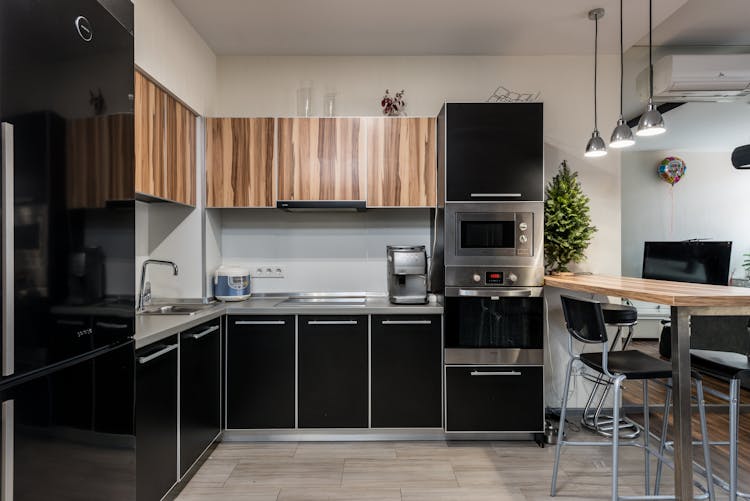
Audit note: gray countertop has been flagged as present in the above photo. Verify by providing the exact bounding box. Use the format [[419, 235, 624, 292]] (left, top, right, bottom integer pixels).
[[135, 297, 443, 349]]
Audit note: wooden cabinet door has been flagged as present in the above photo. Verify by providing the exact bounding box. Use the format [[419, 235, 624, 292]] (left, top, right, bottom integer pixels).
[[135, 71, 166, 199], [278, 118, 366, 201], [206, 118, 275, 207], [366, 117, 436, 207], [166, 94, 196, 206]]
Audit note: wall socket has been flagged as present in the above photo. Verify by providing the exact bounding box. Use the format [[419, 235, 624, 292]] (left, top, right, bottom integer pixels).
[[250, 265, 285, 278]]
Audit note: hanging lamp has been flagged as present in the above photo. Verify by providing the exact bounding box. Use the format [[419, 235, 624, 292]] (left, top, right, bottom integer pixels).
[[585, 8, 607, 158], [610, 0, 635, 148], [636, 0, 666, 136]]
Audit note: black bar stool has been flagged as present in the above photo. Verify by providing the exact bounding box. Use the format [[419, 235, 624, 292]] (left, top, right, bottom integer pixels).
[[551, 295, 715, 501]]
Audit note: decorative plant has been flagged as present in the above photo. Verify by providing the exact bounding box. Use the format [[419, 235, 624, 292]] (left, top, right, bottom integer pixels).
[[381, 89, 406, 116], [544, 161, 597, 273]]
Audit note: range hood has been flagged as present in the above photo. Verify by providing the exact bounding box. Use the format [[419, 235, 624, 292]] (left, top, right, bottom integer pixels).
[[276, 200, 367, 211]]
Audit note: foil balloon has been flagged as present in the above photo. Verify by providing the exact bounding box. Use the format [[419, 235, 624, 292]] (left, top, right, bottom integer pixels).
[[658, 156, 686, 185]]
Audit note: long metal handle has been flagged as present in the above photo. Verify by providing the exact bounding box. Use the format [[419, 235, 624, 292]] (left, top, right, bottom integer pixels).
[[2, 399, 13, 501], [188, 324, 219, 340], [458, 288, 532, 298], [2, 123, 14, 378], [470, 370, 522, 376], [470, 193, 522, 198], [137, 344, 178, 364], [234, 320, 286, 326], [381, 320, 432, 325], [307, 320, 358, 325], [56, 319, 86, 326], [95, 321, 129, 329]]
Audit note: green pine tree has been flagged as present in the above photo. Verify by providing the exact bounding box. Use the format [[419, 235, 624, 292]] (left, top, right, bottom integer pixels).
[[544, 161, 597, 273]]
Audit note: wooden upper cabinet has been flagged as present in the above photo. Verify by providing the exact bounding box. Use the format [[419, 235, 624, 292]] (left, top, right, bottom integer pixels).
[[166, 94, 196, 206], [366, 117, 436, 207], [206, 118, 275, 207], [135, 71, 166, 200], [278, 118, 366, 201]]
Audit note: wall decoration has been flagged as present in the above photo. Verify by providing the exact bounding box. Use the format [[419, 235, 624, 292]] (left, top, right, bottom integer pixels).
[[658, 156, 686, 185], [487, 85, 541, 103], [381, 89, 406, 116]]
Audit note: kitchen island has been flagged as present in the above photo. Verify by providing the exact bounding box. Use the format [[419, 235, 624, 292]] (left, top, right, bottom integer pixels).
[[545, 273, 750, 501]]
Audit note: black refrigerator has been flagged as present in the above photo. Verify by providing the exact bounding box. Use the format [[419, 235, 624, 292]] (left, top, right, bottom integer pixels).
[[0, 1, 136, 499]]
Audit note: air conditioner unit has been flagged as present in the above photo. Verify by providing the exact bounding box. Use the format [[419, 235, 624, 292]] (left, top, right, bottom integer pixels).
[[637, 55, 750, 102]]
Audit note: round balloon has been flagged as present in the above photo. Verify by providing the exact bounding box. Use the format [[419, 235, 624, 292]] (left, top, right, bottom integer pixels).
[[658, 156, 686, 185]]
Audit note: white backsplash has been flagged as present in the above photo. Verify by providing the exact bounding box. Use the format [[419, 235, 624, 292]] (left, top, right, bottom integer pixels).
[[218, 209, 432, 294]]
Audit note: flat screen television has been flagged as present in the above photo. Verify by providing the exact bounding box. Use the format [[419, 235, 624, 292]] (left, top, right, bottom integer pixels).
[[642, 241, 732, 286]]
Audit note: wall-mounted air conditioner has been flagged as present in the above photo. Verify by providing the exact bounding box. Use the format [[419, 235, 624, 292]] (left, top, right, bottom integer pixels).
[[637, 54, 750, 102]]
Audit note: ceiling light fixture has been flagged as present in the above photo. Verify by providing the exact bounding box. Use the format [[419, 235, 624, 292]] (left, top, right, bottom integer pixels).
[[585, 8, 607, 158], [636, 0, 666, 137], [610, 0, 635, 148]]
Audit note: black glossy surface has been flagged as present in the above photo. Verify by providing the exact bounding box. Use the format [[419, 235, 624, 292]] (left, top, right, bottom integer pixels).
[[2, 341, 135, 500], [371, 315, 442, 428], [227, 316, 296, 429], [445, 297, 543, 349], [580, 350, 674, 380], [446, 365, 543, 432], [298, 316, 368, 428], [180, 320, 221, 475], [136, 337, 178, 501], [444, 103, 543, 202], [1, 0, 135, 376]]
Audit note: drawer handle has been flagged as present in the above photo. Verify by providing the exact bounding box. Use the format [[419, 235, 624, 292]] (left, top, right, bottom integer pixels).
[[234, 320, 286, 326], [188, 325, 219, 340], [137, 344, 178, 364], [307, 320, 358, 325], [95, 321, 129, 329], [470, 370, 522, 377], [381, 320, 432, 325], [470, 193, 522, 198]]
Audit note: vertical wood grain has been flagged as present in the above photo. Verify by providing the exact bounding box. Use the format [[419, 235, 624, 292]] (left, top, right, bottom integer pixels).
[[366, 117, 436, 207], [278, 118, 366, 201], [206, 118, 275, 207], [135, 71, 166, 199], [166, 94, 196, 206]]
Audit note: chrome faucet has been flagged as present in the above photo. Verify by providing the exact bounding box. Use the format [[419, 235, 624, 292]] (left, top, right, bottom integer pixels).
[[138, 259, 179, 312]]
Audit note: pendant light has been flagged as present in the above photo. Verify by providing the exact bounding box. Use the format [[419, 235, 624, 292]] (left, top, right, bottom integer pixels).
[[610, 0, 635, 148], [585, 8, 607, 158], [636, 0, 666, 136]]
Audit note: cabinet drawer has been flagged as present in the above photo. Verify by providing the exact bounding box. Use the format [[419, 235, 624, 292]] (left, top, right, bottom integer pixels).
[[445, 365, 543, 432]]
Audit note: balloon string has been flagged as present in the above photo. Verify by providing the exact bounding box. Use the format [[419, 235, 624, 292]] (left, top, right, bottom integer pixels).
[[670, 185, 675, 237]]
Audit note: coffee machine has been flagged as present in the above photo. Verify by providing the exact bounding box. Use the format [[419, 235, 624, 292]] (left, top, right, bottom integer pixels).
[[387, 245, 428, 304]]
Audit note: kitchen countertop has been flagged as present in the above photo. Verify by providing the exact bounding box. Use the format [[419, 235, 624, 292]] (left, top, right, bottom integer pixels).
[[135, 297, 443, 349]]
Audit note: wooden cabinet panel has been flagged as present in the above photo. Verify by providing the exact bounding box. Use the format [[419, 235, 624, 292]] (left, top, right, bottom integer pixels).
[[278, 118, 366, 201], [135, 71, 166, 199], [166, 95, 196, 206], [366, 117, 436, 207], [206, 118, 275, 207]]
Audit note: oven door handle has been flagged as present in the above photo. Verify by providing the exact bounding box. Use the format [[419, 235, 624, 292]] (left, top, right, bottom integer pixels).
[[455, 288, 533, 298]]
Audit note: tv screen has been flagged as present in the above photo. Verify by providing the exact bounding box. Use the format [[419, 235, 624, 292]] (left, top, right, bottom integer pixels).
[[642, 241, 732, 286]]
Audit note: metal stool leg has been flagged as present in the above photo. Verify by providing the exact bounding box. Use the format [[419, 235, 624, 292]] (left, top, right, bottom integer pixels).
[[643, 380, 651, 496], [551, 356, 575, 496], [611, 375, 625, 501], [729, 378, 740, 501], [696, 379, 716, 501], [654, 382, 672, 495]]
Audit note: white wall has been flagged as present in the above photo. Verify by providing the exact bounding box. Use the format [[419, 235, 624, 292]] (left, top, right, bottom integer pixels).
[[622, 150, 750, 280]]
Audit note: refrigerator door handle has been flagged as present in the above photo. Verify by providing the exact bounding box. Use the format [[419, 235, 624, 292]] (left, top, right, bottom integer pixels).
[[2, 123, 14, 378], [2, 399, 14, 501]]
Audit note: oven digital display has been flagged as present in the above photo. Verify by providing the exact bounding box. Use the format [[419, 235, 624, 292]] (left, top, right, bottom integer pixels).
[[485, 272, 504, 284]]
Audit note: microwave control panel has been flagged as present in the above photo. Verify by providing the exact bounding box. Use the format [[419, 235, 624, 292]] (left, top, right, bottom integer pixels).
[[516, 213, 533, 256]]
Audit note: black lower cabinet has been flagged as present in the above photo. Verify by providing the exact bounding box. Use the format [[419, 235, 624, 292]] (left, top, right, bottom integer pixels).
[[298, 316, 368, 428], [180, 319, 221, 475], [446, 365, 543, 432], [227, 316, 295, 429], [136, 336, 178, 501], [371, 315, 442, 428]]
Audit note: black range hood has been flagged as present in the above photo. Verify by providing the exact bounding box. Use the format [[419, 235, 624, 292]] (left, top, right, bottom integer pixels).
[[276, 200, 367, 211]]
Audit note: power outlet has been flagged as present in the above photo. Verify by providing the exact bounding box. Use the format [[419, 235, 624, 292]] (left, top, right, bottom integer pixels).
[[250, 265, 285, 278]]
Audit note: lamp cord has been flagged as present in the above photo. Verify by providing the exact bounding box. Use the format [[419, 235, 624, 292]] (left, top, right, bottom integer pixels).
[[594, 13, 599, 131], [619, 0, 624, 117], [649, 0, 654, 99]]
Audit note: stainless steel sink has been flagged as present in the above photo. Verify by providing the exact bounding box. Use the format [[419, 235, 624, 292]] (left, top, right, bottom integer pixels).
[[139, 303, 216, 315], [275, 297, 367, 307]]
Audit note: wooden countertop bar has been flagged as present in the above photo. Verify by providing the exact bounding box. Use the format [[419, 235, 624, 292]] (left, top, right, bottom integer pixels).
[[544, 273, 750, 307]]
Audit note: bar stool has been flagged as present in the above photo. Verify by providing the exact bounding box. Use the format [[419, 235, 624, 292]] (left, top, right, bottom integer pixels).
[[581, 302, 640, 437], [551, 295, 715, 501]]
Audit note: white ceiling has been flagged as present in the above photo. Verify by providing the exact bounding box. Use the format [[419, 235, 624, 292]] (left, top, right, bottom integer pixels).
[[628, 101, 750, 152], [172, 0, 687, 56]]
